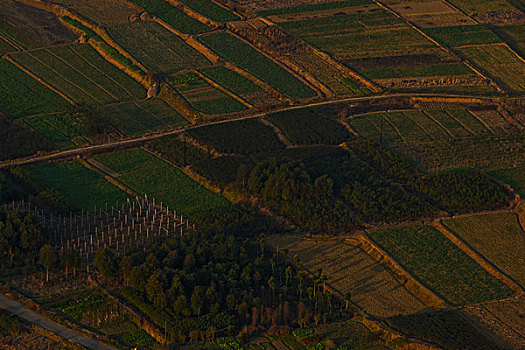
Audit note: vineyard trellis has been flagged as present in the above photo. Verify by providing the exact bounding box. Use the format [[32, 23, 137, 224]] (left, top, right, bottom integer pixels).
[[8, 195, 194, 265]]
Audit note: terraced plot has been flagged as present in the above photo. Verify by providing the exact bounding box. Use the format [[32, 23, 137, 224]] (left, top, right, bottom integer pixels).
[[200, 66, 277, 106], [349, 109, 492, 144], [200, 32, 316, 99], [108, 21, 209, 74], [94, 149, 229, 216], [176, 0, 240, 22], [167, 71, 246, 115], [126, 0, 209, 34], [9, 44, 146, 105], [49, 0, 137, 25], [30, 160, 130, 212], [267, 235, 427, 318], [458, 45, 525, 93], [100, 98, 189, 136], [369, 225, 513, 305], [0, 58, 71, 117], [442, 213, 525, 287], [24, 113, 85, 150]]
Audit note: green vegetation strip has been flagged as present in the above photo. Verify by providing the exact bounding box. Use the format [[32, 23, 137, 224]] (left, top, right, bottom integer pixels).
[[200, 32, 316, 99], [259, 0, 371, 16], [30, 160, 130, 212], [369, 225, 513, 305], [176, 0, 239, 22], [200, 66, 261, 95], [94, 149, 229, 216]]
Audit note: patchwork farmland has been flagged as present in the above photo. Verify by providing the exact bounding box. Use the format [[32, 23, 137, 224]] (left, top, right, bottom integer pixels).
[[2, 0, 525, 348]]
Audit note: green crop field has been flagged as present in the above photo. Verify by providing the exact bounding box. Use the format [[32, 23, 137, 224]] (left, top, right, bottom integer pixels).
[[166, 72, 246, 114], [200, 32, 316, 99], [424, 25, 502, 48], [268, 108, 352, 145], [363, 62, 472, 79], [259, 0, 372, 16], [94, 149, 229, 216], [125, 0, 209, 34], [187, 118, 284, 154], [101, 98, 189, 136], [442, 213, 525, 287], [9, 44, 146, 105], [458, 44, 525, 93], [488, 164, 525, 197], [370, 225, 513, 304], [108, 21, 209, 74], [30, 160, 130, 212], [176, 0, 239, 22], [200, 66, 261, 95], [0, 58, 71, 118], [23, 113, 84, 149]]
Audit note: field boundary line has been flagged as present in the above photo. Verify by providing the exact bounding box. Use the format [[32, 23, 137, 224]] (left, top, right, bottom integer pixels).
[[194, 69, 253, 108], [358, 233, 448, 309], [445, 110, 474, 136], [259, 116, 293, 147], [440, 0, 479, 23], [403, 111, 435, 139], [467, 109, 499, 134], [0, 32, 24, 51], [461, 59, 505, 94], [383, 115, 406, 141], [3, 55, 76, 106], [435, 220, 525, 296], [80, 158, 138, 197]]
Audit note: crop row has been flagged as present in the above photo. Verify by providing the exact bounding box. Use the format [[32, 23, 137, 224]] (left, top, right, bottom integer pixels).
[[176, 0, 239, 22], [24, 113, 83, 149], [200, 32, 316, 99], [369, 225, 513, 305]]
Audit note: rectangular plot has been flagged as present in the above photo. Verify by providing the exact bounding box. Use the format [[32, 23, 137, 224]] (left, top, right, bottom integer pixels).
[[386, 111, 430, 142], [403, 110, 449, 140], [24, 113, 83, 149], [447, 109, 491, 135], [30, 160, 130, 212], [94, 149, 229, 216], [459, 45, 525, 93], [426, 110, 471, 137], [448, 0, 514, 14], [200, 32, 316, 99], [370, 225, 513, 305], [200, 66, 261, 95], [177, 0, 240, 22], [424, 25, 502, 47], [442, 213, 525, 287], [101, 105, 145, 136], [108, 21, 209, 74], [348, 116, 380, 138], [126, 0, 209, 34], [50, 0, 136, 26], [0, 58, 70, 117]]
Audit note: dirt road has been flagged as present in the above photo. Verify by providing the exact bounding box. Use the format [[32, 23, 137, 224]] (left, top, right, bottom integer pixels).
[[0, 294, 116, 350]]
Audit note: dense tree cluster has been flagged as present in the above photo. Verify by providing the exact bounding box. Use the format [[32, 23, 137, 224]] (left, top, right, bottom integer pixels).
[[97, 230, 348, 342]]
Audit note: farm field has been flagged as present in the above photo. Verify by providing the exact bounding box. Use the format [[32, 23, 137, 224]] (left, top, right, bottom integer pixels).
[[369, 225, 513, 305], [100, 98, 189, 136], [0, 35, 19, 54], [187, 118, 284, 154], [424, 25, 502, 47], [384, 0, 476, 28], [495, 25, 525, 56], [108, 21, 210, 74], [23, 113, 85, 150], [465, 298, 525, 349], [258, 0, 374, 16], [267, 235, 427, 318], [447, 0, 515, 14], [9, 43, 146, 105], [47, 0, 137, 26], [176, 0, 240, 22], [0, 58, 71, 118], [30, 160, 130, 212], [166, 71, 247, 115], [348, 109, 493, 145], [125, 0, 209, 34], [199, 32, 317, 99], [387, 309, 509, 350], [94, 149, 229, 216], [458, 45, 525, 93], [268, 108, 352, 145], [441, 212, 525, 287], [198, 65, 276, 106], [488, 164, 525, 197], [0, 0, 77, 49], [286, 52, 368, 96], [0, 114, 54, 161]]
